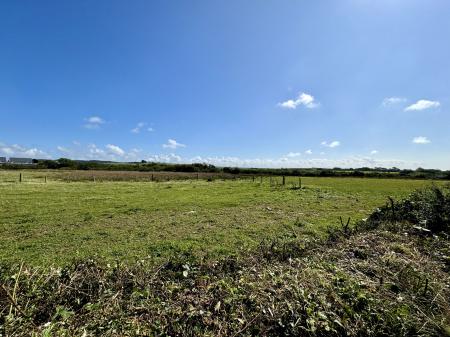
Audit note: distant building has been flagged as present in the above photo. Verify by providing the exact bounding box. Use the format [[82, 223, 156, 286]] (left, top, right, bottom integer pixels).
[[9, 157, 33, 164], [0, 157, 6, 163]]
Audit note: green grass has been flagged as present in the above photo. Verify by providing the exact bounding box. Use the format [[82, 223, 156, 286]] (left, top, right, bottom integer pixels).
[[0, 171, 442, 265]]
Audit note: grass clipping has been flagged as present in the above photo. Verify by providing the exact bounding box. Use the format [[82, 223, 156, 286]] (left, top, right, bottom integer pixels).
[[1, 186, 450, 336]]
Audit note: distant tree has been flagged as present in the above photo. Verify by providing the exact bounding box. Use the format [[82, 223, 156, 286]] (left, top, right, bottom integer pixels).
[[41, 160, 59, 169], [57, 158, 75, 168]]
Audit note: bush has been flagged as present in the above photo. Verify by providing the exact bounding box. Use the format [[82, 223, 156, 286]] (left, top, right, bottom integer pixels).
[[366, 185, 450, 235]]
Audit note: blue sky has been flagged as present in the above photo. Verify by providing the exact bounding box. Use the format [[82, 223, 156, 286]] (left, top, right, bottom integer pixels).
[[1, 0, 449, 169]]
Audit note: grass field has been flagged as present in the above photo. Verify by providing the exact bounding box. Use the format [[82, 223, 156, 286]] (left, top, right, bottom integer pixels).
[[0, 170, 443, 265]]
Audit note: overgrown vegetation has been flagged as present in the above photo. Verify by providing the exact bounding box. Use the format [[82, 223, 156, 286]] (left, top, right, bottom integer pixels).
[[1, 186, 450, 336], [366, 185, 450, 234]]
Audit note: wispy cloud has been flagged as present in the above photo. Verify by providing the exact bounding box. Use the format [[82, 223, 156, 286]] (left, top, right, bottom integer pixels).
[[106, 144, 125, 156], [405, 100, 440, 111], [131, 122, 145, 133], [321, 140, 340, 148], [382, 97, 407, 106], [412, 136, 431, 144], [305, 149, 313, 155], [370, 150, 378, 155], [131, 122, 153, 134], [162, 139, 186, 150], [84, 116, 105, 129], [286, 152, 301, 158], [278, 92, 319, 109], [87, 144, 105, 157], [87, 116, 104, 124], [57, 146, 71, 154]]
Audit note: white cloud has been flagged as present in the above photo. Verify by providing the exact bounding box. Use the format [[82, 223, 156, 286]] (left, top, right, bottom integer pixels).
[[370, 150, 378, 155], [106, 144, 125, 156], [0, 143, 50, 158], [405, 100, 440, 111], [178, 155, 420, 170], [131, 122, 148, 134], [0, 142, 141, 162], [147, 127, 154, 132], [88, 144, 106, 157], [1, 141, 423, 169], [23, 148, 45, 157], [145, 153, 422, 169], [84, 116, 105, 129], [57, 146, 71, 154], [286, 152, 301, 158], [130, 148, 142, 154], [87, 116, 104, 124], [305, 149, 313, 155], [1, 146, 13, 155], [382, 97, 407, 106], [162, 139, 186, 150], [278, 92, 319, 109], [82, 144, 140, 161], [321, 140, 340, 148], [412, 136, 431, 144], [147, 153, 182, 163]]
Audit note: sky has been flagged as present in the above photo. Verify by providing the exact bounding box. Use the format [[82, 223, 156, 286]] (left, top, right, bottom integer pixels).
[[1, 0, 449, 169]]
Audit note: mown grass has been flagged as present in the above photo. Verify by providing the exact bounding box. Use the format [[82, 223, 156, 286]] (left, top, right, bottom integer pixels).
[[0, 170, 443, 265]]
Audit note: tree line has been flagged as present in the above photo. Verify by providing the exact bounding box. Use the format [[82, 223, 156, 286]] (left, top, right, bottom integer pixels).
[[1, 158, 450, 180]]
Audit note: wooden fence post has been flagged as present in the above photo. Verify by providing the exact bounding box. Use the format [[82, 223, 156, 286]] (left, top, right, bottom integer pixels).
[[282, 176, 285, 185], [19, 173, 22, 183], [299, 177, 302, 189], [260, 176, 263, 185], [45, 176, 47, 183]]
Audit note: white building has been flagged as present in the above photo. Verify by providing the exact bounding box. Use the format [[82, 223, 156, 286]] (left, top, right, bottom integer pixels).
[[9, 157, 33, 164]]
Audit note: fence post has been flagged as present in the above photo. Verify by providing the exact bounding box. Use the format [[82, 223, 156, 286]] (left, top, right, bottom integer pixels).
[[45, 176, 47, 183], [151, 174, 154, 181], [282, 176, 285, 185], [299, 177, 302, 188], [260, 176, 263, 185], [19, 173, 22, 183]]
